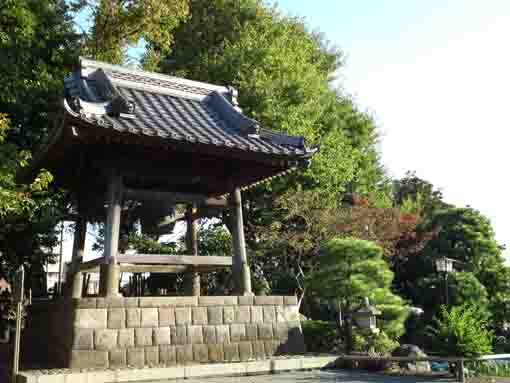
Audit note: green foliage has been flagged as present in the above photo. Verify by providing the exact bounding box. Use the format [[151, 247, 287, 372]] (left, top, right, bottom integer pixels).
[[301, 320, 340, 353], [0, 0, 79, 148], [468, 360, 510, 378], [154, 0, 383, 200], [198, 224, 232, 256], [449, 272, 489, 309], [428, 305, 493, 357], [127, 233, 177, 254], [352, 330, 399, 355], [309, 237, 409, 341], [393, 171, 448, 215], [0, 114, 62, 287], [73, 0, 189, 64]]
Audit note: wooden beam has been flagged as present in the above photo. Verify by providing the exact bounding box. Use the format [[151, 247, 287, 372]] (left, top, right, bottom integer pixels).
[[78, 256, 107, 272], [79, 264, 227, 274], [120, 265, 188, 273], [116, 254, 233, 266], [124, 188, 227, 208]]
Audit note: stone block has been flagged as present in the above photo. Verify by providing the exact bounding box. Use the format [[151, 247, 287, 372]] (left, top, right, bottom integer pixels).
[[127, 348, 144, 368], [153, 327, 171, 345], [118, 328, 135, 348], [223, 343, 239, 362], [73, 298, 97, 308], [175, 307, 192, 325], [216, 325, 230, 344], [283, 296, 298, 305], [198, 296, 238, 306], [276, 305, 299, 323], [126, 308, 141, 327], [74, 309, 107, 329], [238, 295, 254, 306], [252, 341, 266, 359], [171, 326, 187, 345], [239, 342, 253, 361], [263, 306, 276, 323], [159, 344, 177, 365], [230, 324, 246, 342], [140, 296, 198, 307], [107, 308, 125, 329], [207, 306, 223, 324], [258, 323, 273, 340], [193, 344, 209, 362], [135, 327, 153, 347], [245, 323, 258, 341], [70, 350, 108, 369], [234, 306, 251, 323], [254, 296, 284, 305], [109, 349, 126, 367], [192, 307, 208, 325], [141, 308, 159, 327], [223, 306, 235, 324], [202, 325, 216, 344], [250, 306, 263, 323], [94, 329, 118, 350], [273, 322, 289, 341], [208, 344, 224, 362], [97, 297, 137, 308], [145, 346, 159, 366], [187, 325, 203, 344], [72, 328, 93, 350], [159, 308, 175, 326], [176, 344, 193, 365]]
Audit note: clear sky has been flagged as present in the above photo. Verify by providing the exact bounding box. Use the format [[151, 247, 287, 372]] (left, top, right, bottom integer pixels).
[[272, 0, 510, 250]]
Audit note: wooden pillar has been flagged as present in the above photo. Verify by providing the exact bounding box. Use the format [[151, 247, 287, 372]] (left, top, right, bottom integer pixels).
[[186, 204, 200, 296], [70, 216, 87, 298], [100, 173, 123, 297], [229, 187, 252, 296]]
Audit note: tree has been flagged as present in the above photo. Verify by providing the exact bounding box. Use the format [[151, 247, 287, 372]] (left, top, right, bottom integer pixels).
[[308, 237, 409, 351], [72, 0, 189, 64], [393, 171, 449, 216], [397, 207, 509, 330], [428, 305, 493, 357], [0, 114, 61, 298], [0, 0, 80, 149]]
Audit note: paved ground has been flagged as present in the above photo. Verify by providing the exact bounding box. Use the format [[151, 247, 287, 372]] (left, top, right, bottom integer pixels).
[[173, 370, 455, 383]]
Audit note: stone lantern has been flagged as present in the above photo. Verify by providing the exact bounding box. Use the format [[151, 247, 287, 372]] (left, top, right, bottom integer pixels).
[[352, 297, 381, 334]]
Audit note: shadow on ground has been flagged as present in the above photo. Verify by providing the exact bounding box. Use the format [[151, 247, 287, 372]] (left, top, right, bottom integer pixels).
[[178, 370, 455, 383]]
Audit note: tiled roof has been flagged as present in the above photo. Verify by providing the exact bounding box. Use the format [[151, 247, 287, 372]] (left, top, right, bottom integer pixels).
[[63, 58, 316, 159]]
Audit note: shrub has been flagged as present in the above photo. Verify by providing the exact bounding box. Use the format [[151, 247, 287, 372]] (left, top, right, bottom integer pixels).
[[352, 330, 399, 355], [302, 320, 340, 353], [428, 304, 493, 357]]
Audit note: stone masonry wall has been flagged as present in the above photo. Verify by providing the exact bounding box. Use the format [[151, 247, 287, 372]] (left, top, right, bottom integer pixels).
[[23, 296, 305, 369]]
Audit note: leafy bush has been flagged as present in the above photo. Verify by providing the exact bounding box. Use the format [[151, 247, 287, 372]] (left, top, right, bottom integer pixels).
[[302, 320, 340, 353], [352, 330, 399, 355], [428, 305, 493, 357]]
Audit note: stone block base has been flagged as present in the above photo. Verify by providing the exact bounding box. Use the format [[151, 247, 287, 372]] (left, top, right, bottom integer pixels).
[[23, 296, 305, 369]]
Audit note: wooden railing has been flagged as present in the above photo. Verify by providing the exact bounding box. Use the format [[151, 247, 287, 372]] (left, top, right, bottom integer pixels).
[[336, 354, 510, 382]]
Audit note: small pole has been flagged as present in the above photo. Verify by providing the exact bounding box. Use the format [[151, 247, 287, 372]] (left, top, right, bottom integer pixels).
[[457, 359, 465, 382], [12, 266, 24, 383], [445, 272, 449, 306], [57, 221, 65, 295]]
